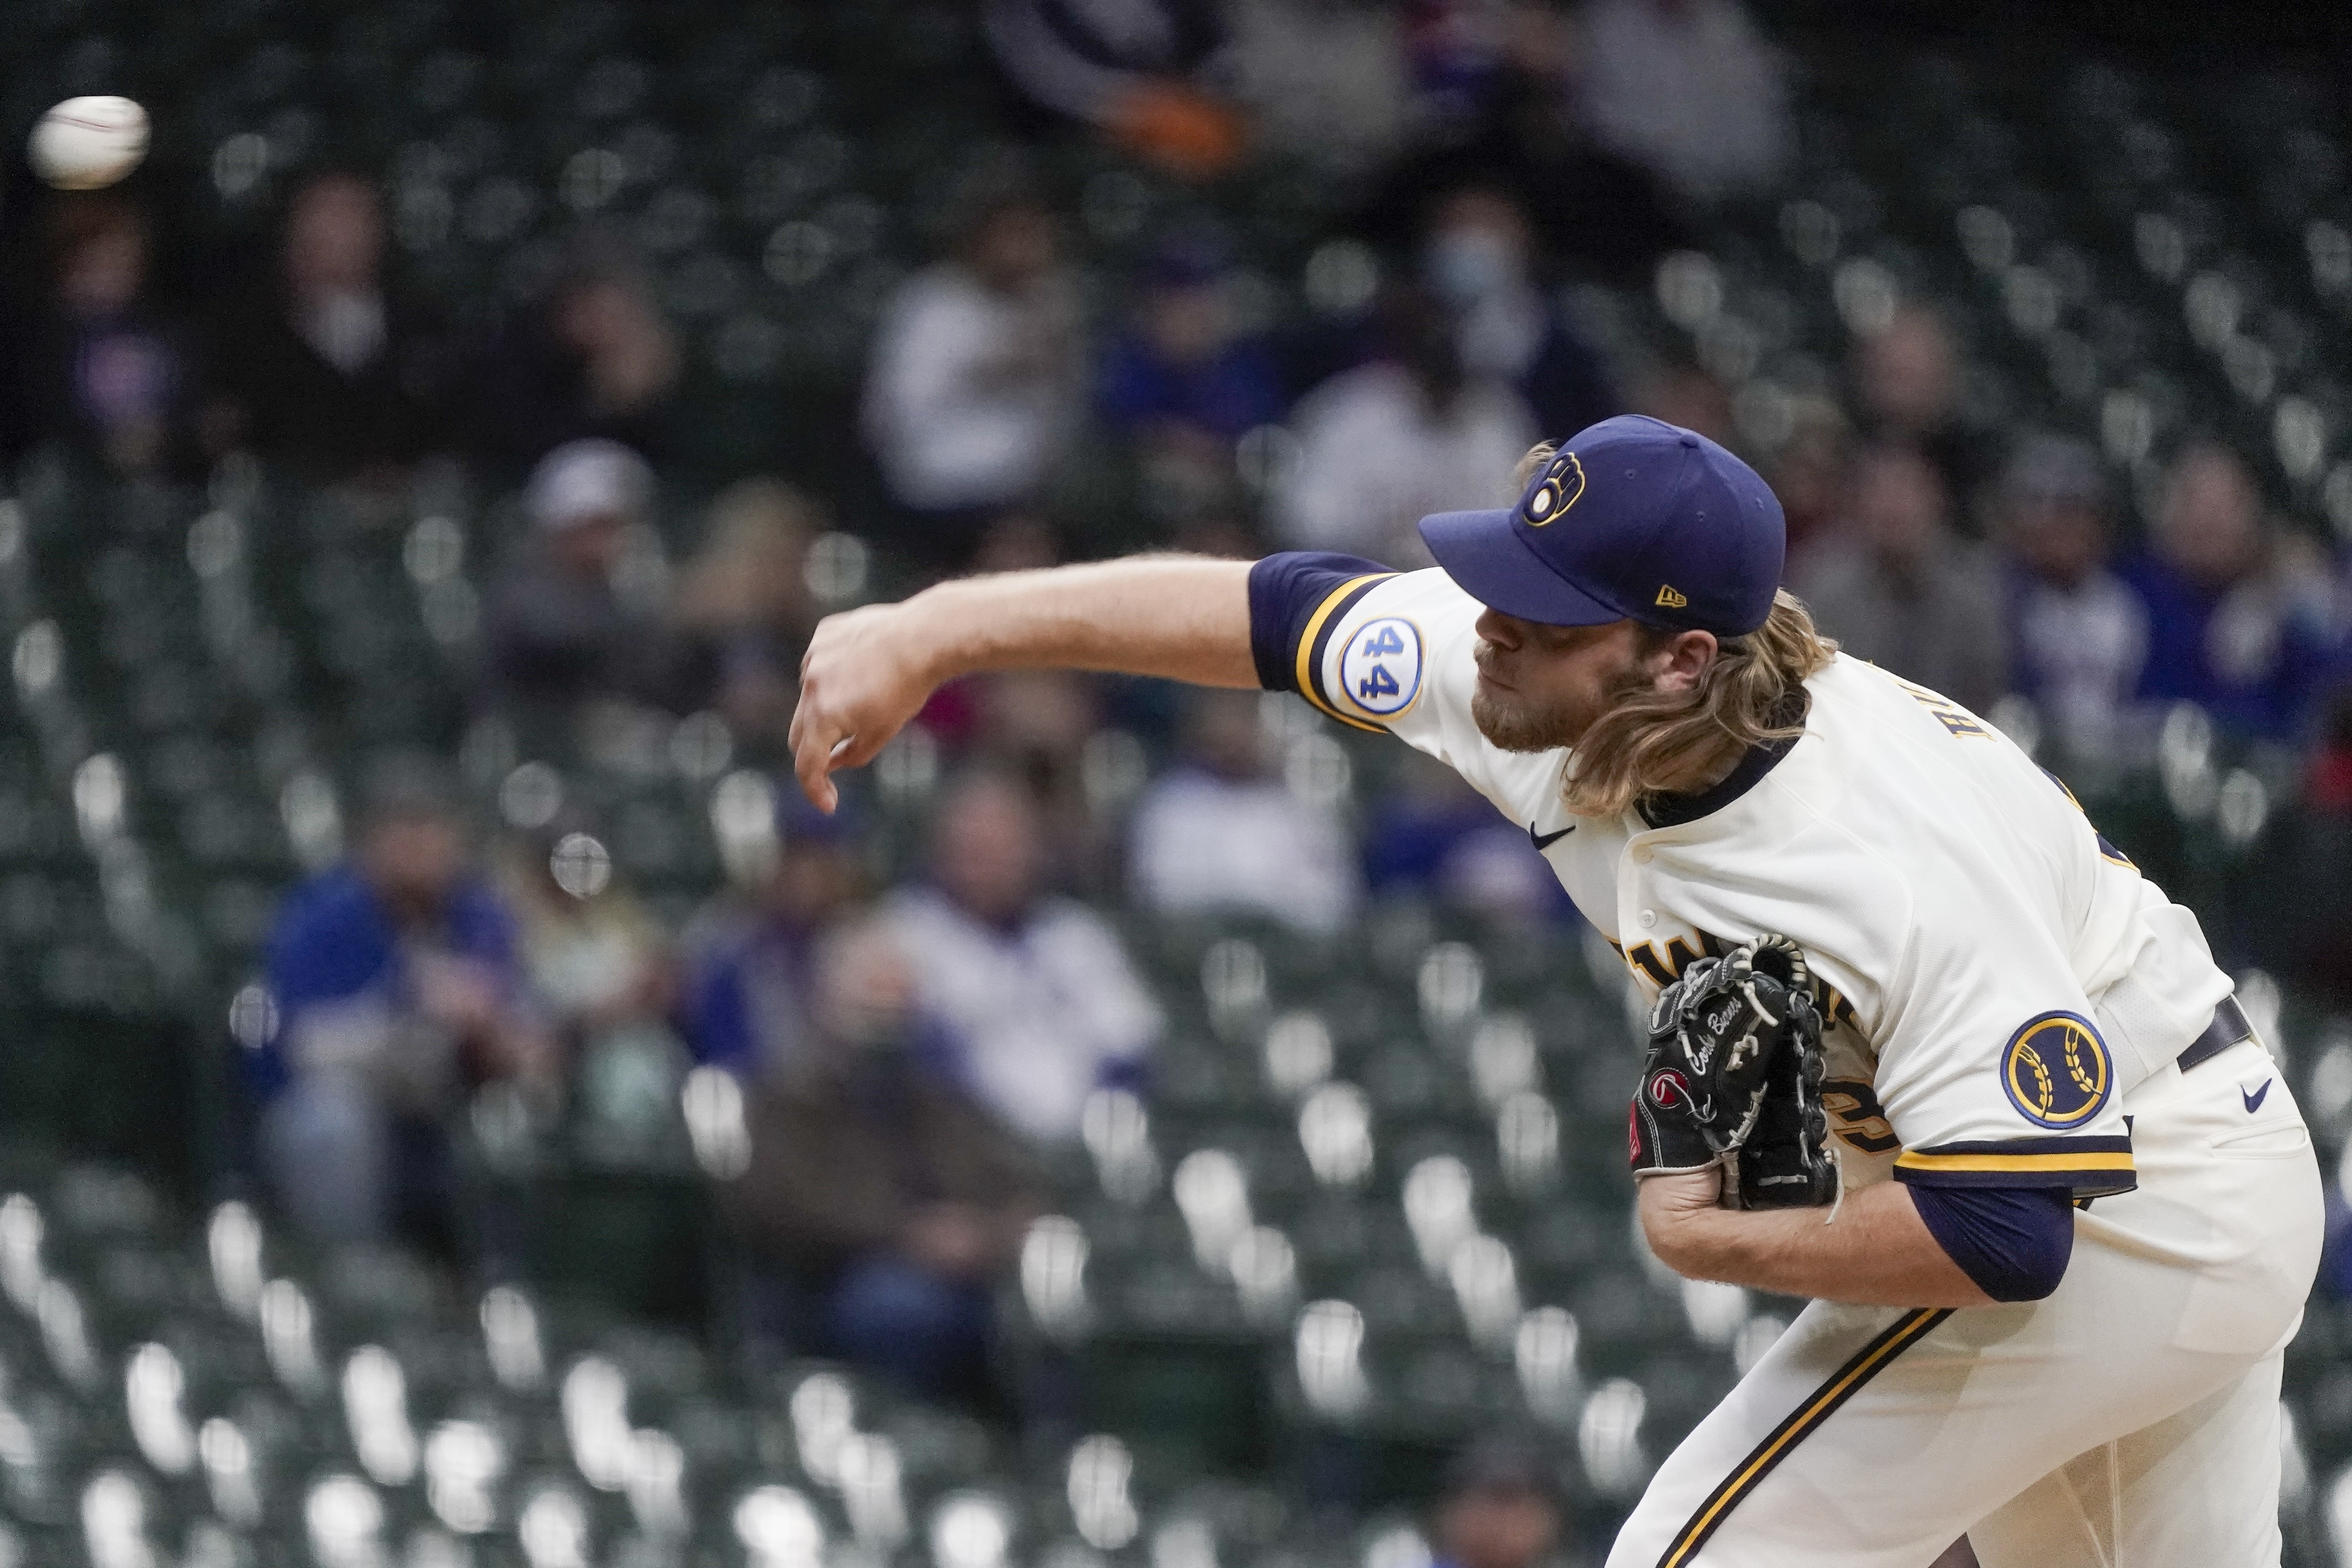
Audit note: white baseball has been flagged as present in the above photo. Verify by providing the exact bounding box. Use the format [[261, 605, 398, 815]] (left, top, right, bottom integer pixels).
[[29, 96, 150, 191]]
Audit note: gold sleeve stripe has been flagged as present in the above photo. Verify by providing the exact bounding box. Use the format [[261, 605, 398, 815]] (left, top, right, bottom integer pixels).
[[1657, 1307, 1950, 1565], [1893, 1150, 2134, 1174], [1293, 573, 1390, 733]]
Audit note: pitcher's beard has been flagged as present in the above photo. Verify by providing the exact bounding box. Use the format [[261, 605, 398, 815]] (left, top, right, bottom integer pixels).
[[1473, 661, 1654, 754], [1471, 684, 1583, 753]]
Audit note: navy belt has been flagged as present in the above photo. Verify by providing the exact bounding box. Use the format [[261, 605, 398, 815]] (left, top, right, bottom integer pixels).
[[2175, 996, 2254, 1075]]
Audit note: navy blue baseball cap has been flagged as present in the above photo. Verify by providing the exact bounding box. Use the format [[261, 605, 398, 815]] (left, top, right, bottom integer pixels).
[[1418, 415, 1785, 635]]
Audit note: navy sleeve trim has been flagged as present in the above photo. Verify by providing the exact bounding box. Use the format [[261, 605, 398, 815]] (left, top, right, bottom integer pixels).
[[1907, 1183, 2076, 1302], [1894, 1134, 2135, 1198], [1242, 552, 1383, 701]]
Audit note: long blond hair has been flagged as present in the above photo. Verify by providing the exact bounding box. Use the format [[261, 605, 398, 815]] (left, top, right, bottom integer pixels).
[[1504, 444, 1838, 818]]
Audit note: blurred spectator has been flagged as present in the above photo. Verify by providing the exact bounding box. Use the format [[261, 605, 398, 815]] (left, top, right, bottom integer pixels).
[[2122, 441, 2338, 741], [1099, 235, 1286, 521], [679, 796, 870, 1079], [1280, 284, 1536, 568], [1421, 184, 1618, 441], [1996, 435, 2146, 761], [1366, 750, 1574, 922], [722, 917, 1047, 1401], [903, 526, 1096, 799], [887, 772, 1161, 1144], [1792, 443, 2008, 715], [972, 670, 1110, 889], [0, 195, 200, 478], [470, 243, 683, 481], [983, 0, 1245, 180], [1765, 397, 1852, 556], [1406, 0, 1572, 144], [1225, 0, 1410, 181], [1431, 1438, 1567, 1568], [1629, 355, 1737, 452], [209, 170, 452, 487], [666, 478, 824, 749], [1373, 0, 1683, 283], [483, 440, 667, 729], [496, 818, 681, 1150], [254, 761, 551, 1255], [1573, 0, 1792, 205], [969, 510, 1065, 575], [864, 180, 1083, 564], [1849, 304, 1991, 516], [1129, 689, 1359, 933]]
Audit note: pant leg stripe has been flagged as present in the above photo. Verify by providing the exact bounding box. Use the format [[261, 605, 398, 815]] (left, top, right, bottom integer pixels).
[[1656, 1307, 1952, 1567]]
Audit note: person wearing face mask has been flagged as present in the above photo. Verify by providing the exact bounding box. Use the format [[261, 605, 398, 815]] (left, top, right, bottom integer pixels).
[[1279, 281, 1539, 568], [208, 169, 454, 488], [1422, 184, 1620, 444], [719, 916, 1047, 1401]]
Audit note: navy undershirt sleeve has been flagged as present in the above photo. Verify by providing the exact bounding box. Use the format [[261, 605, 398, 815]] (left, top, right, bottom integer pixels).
[[1246, 552, 1392, 692], [1907, 1183, 2077, 1302]]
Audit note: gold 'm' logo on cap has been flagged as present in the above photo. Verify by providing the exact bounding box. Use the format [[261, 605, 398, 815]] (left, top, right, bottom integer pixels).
[[1655, 584, 1688, 609], [1521, 452, 1585, 527]]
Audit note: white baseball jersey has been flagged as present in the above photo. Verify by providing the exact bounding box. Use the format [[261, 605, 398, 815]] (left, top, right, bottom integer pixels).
[[1293, 564, 2231, 1197], [1270, 562, 2323, 1565]]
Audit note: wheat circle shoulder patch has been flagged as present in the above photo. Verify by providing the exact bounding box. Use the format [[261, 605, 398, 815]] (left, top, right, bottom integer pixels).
[[2001, 1010, 2113, 1130], [1337, 616, 1424, 717]]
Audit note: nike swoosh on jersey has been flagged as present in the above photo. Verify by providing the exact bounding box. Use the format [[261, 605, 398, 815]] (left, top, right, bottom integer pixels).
[[2243, 1080, 2272, 1113], [1530, 823, 1576, 850]]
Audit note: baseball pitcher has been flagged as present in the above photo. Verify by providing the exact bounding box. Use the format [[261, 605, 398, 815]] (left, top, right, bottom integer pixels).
[[788, 415, 2321, 1565]]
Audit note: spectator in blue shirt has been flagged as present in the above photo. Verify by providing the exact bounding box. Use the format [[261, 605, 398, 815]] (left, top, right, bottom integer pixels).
[[2121, 441, 2337, 741], [256, 761, 551, 1255], [1364, 750, 1576, 924], [1996, 435, 2146, 763], [1098, 234, 1287, 519], [677, 793, 869, 1079]]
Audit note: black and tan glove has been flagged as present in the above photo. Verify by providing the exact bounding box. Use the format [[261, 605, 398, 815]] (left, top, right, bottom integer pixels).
[[1627, 934, 1838, 1210]]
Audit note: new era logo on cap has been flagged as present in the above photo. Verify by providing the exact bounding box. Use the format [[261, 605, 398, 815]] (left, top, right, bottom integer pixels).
[[1417, 415, 1786, 637]]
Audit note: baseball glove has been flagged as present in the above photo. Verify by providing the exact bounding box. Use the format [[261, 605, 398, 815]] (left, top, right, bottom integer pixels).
[[1627, 934, 1838, 1210]]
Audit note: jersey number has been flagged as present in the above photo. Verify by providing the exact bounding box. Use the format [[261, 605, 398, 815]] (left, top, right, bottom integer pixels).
[[1821, 1078, 1899, 1154], [1357, 664, 1401, 701]]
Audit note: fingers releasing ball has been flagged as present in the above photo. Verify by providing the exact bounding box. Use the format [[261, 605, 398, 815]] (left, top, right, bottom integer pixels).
[[29, 96, 150, 190]]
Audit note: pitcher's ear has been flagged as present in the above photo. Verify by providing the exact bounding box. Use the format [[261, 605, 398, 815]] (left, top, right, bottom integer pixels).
[[1648, 628, 1719, 695]]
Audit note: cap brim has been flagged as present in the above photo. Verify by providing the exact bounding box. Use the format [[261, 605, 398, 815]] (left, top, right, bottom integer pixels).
[[1418, 509, 1628, 627]]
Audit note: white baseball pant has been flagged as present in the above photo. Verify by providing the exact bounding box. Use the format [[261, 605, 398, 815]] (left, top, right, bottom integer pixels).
[[1607, 1039, 2323, 1567]]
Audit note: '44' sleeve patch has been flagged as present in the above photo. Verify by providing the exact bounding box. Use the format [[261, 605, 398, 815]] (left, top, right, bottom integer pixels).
[[1337, 616, 1424, 718]]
